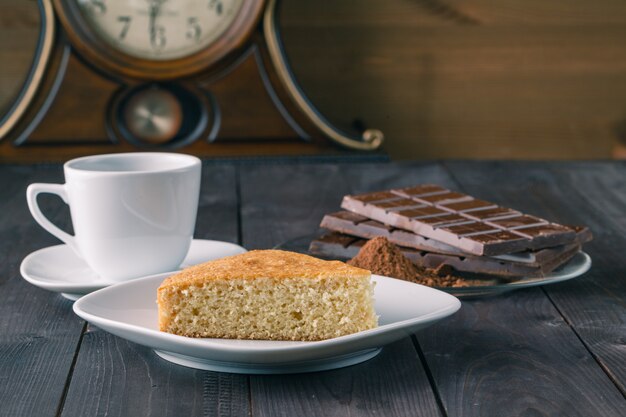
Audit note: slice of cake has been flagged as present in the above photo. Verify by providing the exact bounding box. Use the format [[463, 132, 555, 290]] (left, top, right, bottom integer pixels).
[[157, 250, 378, 341]]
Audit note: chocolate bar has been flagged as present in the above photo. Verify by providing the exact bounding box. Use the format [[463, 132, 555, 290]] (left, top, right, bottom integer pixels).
[[320, 211, 592, 266], [402, 245, 580, 278], [321, 210, 466, 256], [309, 233, 365, 259], [309, 232, 580, 278], [341, 185, 577, 256]]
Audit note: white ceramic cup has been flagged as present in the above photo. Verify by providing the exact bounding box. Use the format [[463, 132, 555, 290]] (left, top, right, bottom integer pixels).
[[26, 152, 201, 282]]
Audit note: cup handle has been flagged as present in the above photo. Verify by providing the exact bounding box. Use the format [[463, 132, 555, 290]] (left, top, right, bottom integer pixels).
[[26, 183, 78, 254]]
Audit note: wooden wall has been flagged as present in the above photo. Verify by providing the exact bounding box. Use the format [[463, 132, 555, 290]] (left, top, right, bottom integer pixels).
[[1, 0, 626, 159], [0, 0, 39, 116], [279, 0, 626, 159]]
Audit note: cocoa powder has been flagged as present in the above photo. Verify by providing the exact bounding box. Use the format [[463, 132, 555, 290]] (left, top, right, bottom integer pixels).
[[348, 237, 420, 282], [348, 237, 475, 287]]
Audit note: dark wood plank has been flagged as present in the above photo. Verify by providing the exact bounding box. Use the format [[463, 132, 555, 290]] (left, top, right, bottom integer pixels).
[[240, 161, 456, 250], [419, 290, 625, 417], [59, 163, 249, 417], [250, 339, 440, 417], [241, 161, 626, 417], [240, 162, 454, 417], [6, 161, 624, 417], [59, 329, 249, 417], [445, 160, 626, 396], [0, 164, 85, 417]]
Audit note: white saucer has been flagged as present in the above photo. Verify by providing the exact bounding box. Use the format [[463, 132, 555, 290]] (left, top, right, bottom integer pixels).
[[73, 273, 461, 374], [20, 240, 247, 300]]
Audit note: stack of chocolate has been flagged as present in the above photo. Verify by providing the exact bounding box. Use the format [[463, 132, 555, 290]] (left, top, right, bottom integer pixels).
[[310, 185, 592, 280]]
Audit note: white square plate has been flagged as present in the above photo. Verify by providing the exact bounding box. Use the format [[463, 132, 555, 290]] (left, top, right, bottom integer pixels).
[[73, 273, 461, 374]]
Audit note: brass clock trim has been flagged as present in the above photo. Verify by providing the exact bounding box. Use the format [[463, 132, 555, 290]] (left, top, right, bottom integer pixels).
[[0, 0, 56, 138], [52, 0, 266, 80], [263, 0, 384, 151]]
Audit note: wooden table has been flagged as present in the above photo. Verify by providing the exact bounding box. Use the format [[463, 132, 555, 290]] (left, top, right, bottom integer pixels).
[[1, 160, 624, 417]]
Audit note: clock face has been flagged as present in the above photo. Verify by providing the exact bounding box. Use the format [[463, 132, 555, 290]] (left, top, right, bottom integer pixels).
[[77, 0, 245, 60]]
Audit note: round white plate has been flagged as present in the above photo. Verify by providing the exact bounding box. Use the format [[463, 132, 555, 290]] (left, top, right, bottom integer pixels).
[[442, 251, 591, 297], [73, 273, 461, 374], [20, 239, 247, 300]]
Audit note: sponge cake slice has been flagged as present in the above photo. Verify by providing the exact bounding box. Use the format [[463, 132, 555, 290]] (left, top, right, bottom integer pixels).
[[157, 250, 378, 341]]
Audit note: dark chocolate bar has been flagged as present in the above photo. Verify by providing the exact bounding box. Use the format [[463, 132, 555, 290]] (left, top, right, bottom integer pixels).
[[308, 233, 364, 259], [309, 232, 580, 278], [402, 245, 580, 278], [341, 185, 577, 256], [320, 210, 592, 266]]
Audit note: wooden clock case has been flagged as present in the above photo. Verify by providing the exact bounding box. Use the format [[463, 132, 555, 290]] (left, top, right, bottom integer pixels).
[[0, 0, 383, 162]]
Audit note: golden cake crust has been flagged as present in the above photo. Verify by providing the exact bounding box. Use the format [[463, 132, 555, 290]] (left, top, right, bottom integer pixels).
[[159, 249, 370, 290]]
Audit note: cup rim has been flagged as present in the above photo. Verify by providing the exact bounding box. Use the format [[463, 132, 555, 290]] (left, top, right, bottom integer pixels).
[[64, 152, 200, 176]]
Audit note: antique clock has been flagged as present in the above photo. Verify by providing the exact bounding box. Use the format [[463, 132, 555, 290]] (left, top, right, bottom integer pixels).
[[0, 0, 383, 161]]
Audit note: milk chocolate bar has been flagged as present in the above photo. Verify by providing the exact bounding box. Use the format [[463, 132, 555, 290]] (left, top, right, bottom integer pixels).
[[341, 185, 577, 256], [309, 232, 579, 278], [321, 210, 466, 256], [321, 211, 592, 266]]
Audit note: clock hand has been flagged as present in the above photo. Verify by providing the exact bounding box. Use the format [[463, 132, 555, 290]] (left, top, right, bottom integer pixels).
[[148, 0, 167, 48], [148, 3, 156, 46]]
